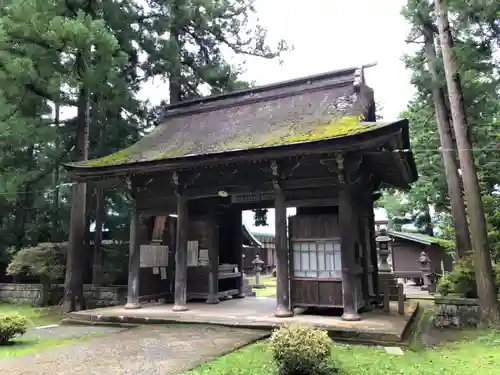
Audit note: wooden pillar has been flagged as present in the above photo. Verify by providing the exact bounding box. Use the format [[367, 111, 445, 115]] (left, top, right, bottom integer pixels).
[[232, 207, 246, 298], [339, 187, 361, 321], [125, 200, 141, 309], [166, 216, 177, 294], [206, 216, 220, 304], [274, 186, 293, 317], [357, 204, 372, 311], [367, 198, 380, 305], [172, 193, 189, 312]]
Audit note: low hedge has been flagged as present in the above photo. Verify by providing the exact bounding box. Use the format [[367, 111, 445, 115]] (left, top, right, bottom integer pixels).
[[0, 313, 27, 345], [269, 325, 333, 375]]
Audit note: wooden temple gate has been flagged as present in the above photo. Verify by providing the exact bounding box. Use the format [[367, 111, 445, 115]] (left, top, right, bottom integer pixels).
[[65, 66, 417, 321]]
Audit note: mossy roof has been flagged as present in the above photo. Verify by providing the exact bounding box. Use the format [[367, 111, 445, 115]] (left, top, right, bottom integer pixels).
[[69, 68, 380, 169], [388, 230, 455, 249]]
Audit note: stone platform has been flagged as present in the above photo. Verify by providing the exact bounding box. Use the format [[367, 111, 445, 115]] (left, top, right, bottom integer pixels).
[[65, 297, 419, 344]]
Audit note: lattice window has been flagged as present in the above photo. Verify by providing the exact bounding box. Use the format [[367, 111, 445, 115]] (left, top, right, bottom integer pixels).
[[292, 241, 342, 278]]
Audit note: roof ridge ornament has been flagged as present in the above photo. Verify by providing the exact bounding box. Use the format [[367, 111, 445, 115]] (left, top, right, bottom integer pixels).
[[353, 67, 365, 90]]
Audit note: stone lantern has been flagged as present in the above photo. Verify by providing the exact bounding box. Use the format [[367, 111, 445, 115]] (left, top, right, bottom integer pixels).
[[418, 251, 436, 292], [376, 228, 392, 273], [376, 228, 396, 310], [252, 254, 265, 289]]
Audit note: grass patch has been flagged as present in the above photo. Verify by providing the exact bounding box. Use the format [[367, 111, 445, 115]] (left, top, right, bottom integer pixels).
[[246, 275, 276, 297], [184, 329, 500, 375], [0, 302, 62, 327], [0, 302, 70, 357], [0, 333, 103, 358]]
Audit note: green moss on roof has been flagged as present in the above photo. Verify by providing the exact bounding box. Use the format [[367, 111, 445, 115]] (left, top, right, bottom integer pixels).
[[82, 140, 199, 167], [251, 231, 275, 238], [83, 147, 135, 167], [390, 231, 456, 250], [76, 115, 377, 168], [221, 115, 374, 150], [417, 234, 455, 250]]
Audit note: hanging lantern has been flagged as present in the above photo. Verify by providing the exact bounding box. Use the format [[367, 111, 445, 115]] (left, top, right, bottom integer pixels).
[[253, 208, 268, 227]]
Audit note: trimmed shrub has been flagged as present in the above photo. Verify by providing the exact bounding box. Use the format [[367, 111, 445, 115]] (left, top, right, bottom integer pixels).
[[0, 314, 27, 345], [439, 256, 500, 298], [271, 268, 277, 277], [7, 242, 66, 306], [269, 325, 332, 375], [436, 277, 453, 296]]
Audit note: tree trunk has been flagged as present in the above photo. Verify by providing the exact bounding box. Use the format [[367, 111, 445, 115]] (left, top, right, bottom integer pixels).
[[91, 91, 105, 285], [39, 276, 51, 307], [51, 102, 61, 242], [435, 0, 499, 324], [169, 30, 182, 104], [422, 21, 471, 257], [14, 146, 35, 251], [169, 4, 182, 104], [422, 207, 434, 236], [63, 51, 89, 311], [92, 187, 104, 285]]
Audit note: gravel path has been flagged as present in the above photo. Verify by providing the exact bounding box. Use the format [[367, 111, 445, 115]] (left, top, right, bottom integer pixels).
[[0, 325, 267, 375], [24, 325, 124, 340]]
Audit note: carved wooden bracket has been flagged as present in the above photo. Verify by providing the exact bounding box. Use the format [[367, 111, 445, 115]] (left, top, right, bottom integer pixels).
[[320, 153, 366, 186], [336, 153, 345, 184], [270, 160, 281, 189], [353, 67, 364, 90], [172, 171, 179, 187], [124, 176, 137, 202]]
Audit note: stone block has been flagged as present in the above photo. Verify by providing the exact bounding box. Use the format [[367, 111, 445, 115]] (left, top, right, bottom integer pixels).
[[434, 296, 483, 328], [0, 283, 127, 307]]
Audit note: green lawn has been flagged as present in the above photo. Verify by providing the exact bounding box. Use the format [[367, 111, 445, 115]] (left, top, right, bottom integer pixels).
[[184, 329, 500, 375], [0, 302, 88, 357], [0, 334, 104, 358], [0, 303, 62, 327], [246, 275, 277, 297]]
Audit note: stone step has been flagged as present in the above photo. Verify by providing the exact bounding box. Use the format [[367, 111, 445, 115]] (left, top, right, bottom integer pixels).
[[64, 302, 421, 346]]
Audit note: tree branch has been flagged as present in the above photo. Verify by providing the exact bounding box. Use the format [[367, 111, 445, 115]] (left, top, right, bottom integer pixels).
[[25, 138, 76, 186], [0, 58, 77, 106]]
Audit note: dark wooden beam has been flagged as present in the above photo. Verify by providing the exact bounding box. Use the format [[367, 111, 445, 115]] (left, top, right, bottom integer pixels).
[[356, 201, 372, 311], [273, 162, 293, 317], [134, 151, 379, 201], [206, 214, 220, 304], [367, 195, 380, 305], [337, 153, 361, 321], [339, 187, 361, 321], [172, 185, 189, 312], [232, 207, 246, 298], [125, 196, 141, 310], [181, 176, 341, 199]]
